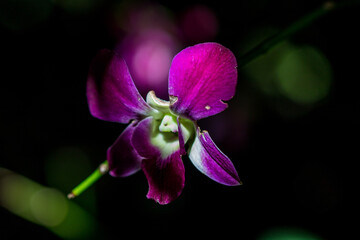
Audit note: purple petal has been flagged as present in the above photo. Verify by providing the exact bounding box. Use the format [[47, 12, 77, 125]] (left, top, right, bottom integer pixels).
[[132, 117, 185, 204], [142, 150, 185, 205], [107, 121, 143, 177], [189, 128, 241, 186], [87, 49, 151, 123], [168, 42, 237, 121], [131, 117, 159, 159]]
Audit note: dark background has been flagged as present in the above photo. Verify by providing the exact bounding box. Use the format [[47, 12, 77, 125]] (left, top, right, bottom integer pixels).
[[1, 0, 358, 239]]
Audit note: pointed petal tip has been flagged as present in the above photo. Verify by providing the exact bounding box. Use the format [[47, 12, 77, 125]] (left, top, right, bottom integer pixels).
[[233, 179, 243, 186], [219, 175, 242, 186], [189, 129, 241, 187], [230, 173, 242, 186], [222, 173, 242, 186]]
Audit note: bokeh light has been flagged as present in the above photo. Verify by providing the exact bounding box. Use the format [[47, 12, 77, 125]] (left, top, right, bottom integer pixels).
[[45, 147, 97, 213], [0, 169, 41, 223], [111, 2, 181, 100], [30, 188, 68, 227], [132, 32, 173, 83], [0, 168, 98, 239], [242, 27, 333, 118], [118, 30, 179, 99], [276, 45, 332, 105], [258, 227, 322, 240], [241, 27, 292, 97]]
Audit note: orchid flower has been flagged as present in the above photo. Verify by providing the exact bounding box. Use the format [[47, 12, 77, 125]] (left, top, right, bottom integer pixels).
[[86, 42, 241, 204]]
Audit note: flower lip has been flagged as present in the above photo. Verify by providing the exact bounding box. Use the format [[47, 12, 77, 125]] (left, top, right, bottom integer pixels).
[[142, 149, 185, 205], [159, 115, 178, 133], [131, 117, 185, 204]]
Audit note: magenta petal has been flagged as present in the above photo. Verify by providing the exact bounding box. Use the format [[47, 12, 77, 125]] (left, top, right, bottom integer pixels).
[[131, 117, 159, 159], [107, 121, 143, 177], [142, 150, 185, 205], [168, 42, 237, 121], [87, 49, 151, 123], [189, 128, 241, 186], [132, 117, 185, 204]]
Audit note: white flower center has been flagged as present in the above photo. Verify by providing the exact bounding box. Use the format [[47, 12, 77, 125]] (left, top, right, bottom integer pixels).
[[146, 91, 195, 158], [159, 114, 178, 133]]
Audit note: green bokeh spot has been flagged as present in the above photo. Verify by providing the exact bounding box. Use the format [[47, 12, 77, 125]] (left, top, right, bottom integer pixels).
[[276, 46, 332, 104], [0, 169, 99, 239], [30, 188, 69, 227], [242, 28, 294, 97], [258, 227, 322, 240]]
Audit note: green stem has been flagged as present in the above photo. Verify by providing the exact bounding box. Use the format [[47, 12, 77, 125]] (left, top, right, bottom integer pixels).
[[67, 160, 109, 199], [238, 1, 336, 67]]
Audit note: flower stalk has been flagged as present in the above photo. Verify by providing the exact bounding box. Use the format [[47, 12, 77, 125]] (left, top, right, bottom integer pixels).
[[67, 160, 109, 199]]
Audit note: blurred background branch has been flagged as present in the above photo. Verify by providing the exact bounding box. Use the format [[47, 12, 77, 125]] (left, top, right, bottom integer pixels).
[[238, 1, 360, 67]]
